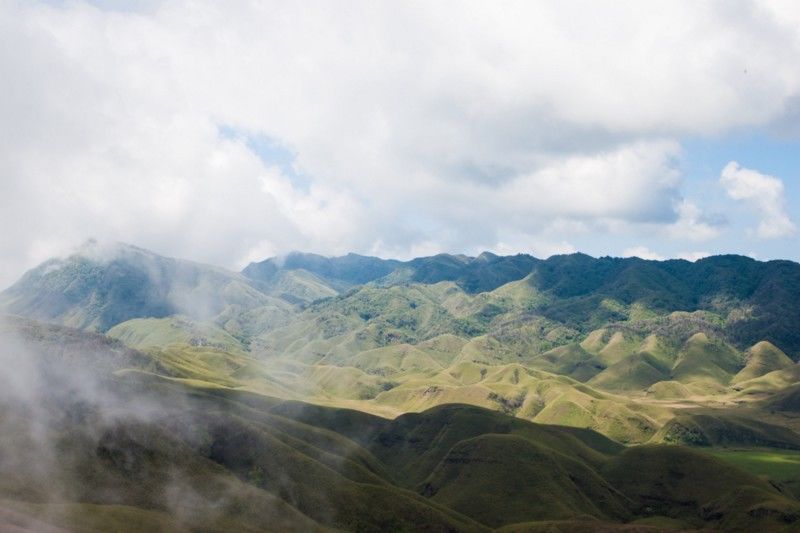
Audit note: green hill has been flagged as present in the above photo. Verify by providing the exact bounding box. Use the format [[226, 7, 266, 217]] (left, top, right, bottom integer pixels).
[[733, 341, 795, 384], [671, 332, 743, 385], [419, 433, 631, 526], [243, 250, 539, 295], [651, 412, 800, 449], [760, 383, 800, 413], [604, 445, 800, 529], [107, 316, 246, 353], [242, 251, 402, 288], [531, 254, 800, 358]]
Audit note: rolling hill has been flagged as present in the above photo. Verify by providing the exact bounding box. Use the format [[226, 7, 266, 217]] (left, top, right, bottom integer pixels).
[[2, 316, 799, 531], [4, 243, 800, 530], [4, 244, 800, 445]]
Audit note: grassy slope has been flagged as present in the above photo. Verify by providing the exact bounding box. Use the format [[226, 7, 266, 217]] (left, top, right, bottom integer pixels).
[[604, 445, 800, 530], [707, 448, 800, 496], [107, 316, 246, 353], [4, 317, 800, 531], [651, 412, 800, 449], [732, 341, 795, 384], [420, 433, 632, 526], [102, 309, 784, 448]]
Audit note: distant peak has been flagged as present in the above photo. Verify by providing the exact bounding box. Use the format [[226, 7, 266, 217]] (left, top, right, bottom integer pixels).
[[73, 240, 147, 261]]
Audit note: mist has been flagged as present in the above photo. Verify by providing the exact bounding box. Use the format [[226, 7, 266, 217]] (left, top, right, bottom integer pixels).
[[0, 316, 327, 532]]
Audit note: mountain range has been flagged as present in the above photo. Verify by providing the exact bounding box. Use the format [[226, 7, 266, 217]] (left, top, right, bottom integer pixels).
[[4, 242, 799, 355]]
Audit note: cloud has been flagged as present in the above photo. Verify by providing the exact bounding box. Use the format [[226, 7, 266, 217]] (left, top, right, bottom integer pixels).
[[720, 161, 796, 238], [492, 235, 577, 259], [622, 248, 711, 262], [1, 1, 800, 286], [496, 140, 681, 222], [665, 200, 725, 242], [622, 246, 664, 261], [677, 251, 711, 262]]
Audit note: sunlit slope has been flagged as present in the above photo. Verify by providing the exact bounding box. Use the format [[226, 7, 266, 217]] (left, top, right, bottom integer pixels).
[[732, 341, 795, 384], [246, 300, 752, 434], [108, 316, 247, 353]]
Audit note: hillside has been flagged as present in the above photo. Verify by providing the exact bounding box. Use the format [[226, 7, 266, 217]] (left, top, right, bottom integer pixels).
[[2, 317, 799, 531], [0, 242, 283, 332], [245, 250, 800, 357], [242, 250, 539, 294], [6, 244, 800, 357]]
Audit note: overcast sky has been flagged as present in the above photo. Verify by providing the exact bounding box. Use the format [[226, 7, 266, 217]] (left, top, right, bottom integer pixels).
[[1, 0, 799, 287]]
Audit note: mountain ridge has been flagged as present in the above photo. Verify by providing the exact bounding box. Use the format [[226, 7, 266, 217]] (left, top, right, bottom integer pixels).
[[3, 243, 800, 358]]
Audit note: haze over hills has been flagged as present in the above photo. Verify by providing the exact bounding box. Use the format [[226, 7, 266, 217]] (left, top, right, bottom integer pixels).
[[3, 242, 800, 530], [0, 242, 282, 332]]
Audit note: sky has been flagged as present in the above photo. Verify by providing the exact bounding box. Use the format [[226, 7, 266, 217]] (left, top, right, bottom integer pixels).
[[1, 0, 799, 288]]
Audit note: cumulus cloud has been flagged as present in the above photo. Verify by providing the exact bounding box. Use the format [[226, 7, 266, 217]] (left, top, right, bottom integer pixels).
[[677, 251, 711, 262], [493, 236, 577, 259], [665, 200, 725, 242], [622, 247, 712, 262], [622, 246, 665, 261], [720, 161, 796, 238], [2, 1, 800, 286], [497, 140, 682, 222]]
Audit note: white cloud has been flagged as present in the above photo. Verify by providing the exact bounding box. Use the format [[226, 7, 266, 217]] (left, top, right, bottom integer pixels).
[[677, 251, 711, 262], [623, 248, 711, 262], [720, 161, 796, 238], [1, 1, 800, 286], [666, 200, 725, 242], [497, 140, 681, 222], [493, 237, 577, 259], [622, 246, 664, 261]]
